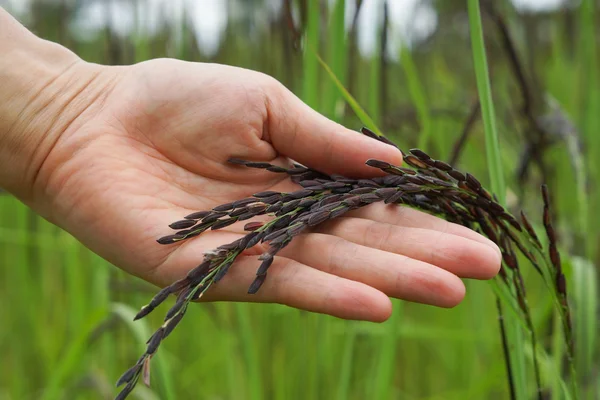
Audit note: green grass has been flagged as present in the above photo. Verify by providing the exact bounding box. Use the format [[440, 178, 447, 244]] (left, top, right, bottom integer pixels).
[[0, 1, 598, 399], [467, 3, 528, 399]]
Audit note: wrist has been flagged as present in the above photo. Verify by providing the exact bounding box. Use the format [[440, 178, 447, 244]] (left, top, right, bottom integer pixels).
[[0, 8, 117, 204]]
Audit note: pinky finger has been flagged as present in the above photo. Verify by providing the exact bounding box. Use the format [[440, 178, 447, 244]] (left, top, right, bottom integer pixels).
[[201, 255, 393, 322]]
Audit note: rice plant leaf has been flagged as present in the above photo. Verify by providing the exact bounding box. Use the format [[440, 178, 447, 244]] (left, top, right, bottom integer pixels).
[[570, 256, 597, 384], [400, 45, 432, 150], [302, 0, 320, 110], [112, 303, 175, 399], [314, 52, 383, 136], [324, 0, 347, 120], [467, 1, 525, 398], [43, 308, 108, 400]]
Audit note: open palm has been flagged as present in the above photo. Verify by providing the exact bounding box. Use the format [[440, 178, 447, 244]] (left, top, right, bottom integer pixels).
[[37, 59, 501, 321]]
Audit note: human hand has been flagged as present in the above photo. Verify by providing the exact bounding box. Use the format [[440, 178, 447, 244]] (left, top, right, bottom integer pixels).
[[0, 12, 501, 321]]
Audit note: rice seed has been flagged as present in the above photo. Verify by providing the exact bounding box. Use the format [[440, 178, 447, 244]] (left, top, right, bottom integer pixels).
[[396, 166, 418, 176], [232, 198, 259, 208], [287, 189, 315, 199], [211, 218, 238, 230], [115, 381, 137, 400], [213, 261, 234, 283], [385, 190, 404, 204], [404, 175, 426, 185], [299, 180, 323, 188], [287, 167, 308, 175], [266, 202, 283, 213], [168, 278, 191, 294], [165, 296, 186, 321], [357, 179, 379, 188], [323, 181, 348, 189], [519, 211, 541, 248], [398, 183, 423, 193], [263, 229, 287, 242], [163, 311, 185, 339], [201, 212, 228, 223], [382, 175, 406, 186], [248, 274, 267, 294], [269, 234, 289, 247], [287, 223, 306, 236], [403, 155, 429, 169], [228, 208, 247, 217], [133, 306, 154, 322], [359, 128, 399, 148], [260, 194, 283, 205], [184, 210, 211, 220], [373, 187, 396, 199], [448, 170, 466, 181], [146, 328, 164, 355], [378, 135, 399, 147], [218, 239, 243, 250], [409, 148, 432, 160], [350, 187, 375, 195], [319, 202, 343, 212], [245, 232, 264, 249], [116, 364, 140, 387], [186, 261, 211, 283], [358, 193, 381, 204], [237, 211, 258, 221], [343, 196, 363, 208], [365, 159, 392, 169], [156, 234, 184, 245], [556, 273, 566, 295], [308, 210, 330, 226], [244, 222, 263, 231], [213, 202, 235, 212], [281, 199, 302, 214], [149, 286, 173, 307], [267, 166, 288, 173], [360, 127, 379, 139], [227, 158, 248, 165], [465, 173, 482, 191], [298, 198, 318, 208], [433, 160, 452, 171], [256, 257, 274, 275], [169, 219, 197, 230], [330, 207, 350, 219], [254, 190, 280, 198], [134, 286, 170, 321], [245, 162, 272, 169], [272, 214, 293, 229], [290, 172, 315, 183]]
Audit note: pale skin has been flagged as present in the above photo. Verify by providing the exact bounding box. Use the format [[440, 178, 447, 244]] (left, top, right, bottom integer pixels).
[[0, 8, 500, 322]]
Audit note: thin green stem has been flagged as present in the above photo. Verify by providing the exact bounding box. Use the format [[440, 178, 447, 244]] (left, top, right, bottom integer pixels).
[[467, 0, 505, 203]]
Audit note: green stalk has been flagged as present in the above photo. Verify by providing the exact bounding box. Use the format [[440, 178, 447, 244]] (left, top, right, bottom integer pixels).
[[336, 328, 357, 400], [368, 7, 382, 127], [467, 0, 505, 204], [324, 0, 347, 120], [235, 304, 264, 400], [579, 0, 599, 261], [315, 53, 382, 135], [401, 45, 432, 150], [302, 0, 320, 110], [372, 301, 402, 399], [467, 2, 525, 399]]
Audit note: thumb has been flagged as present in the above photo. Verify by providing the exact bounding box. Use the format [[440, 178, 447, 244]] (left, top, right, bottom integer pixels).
[[265, 83, 403, 177]]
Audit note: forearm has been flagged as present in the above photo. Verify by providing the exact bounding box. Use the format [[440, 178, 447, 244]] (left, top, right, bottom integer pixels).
[[0, 8, 112, 204]]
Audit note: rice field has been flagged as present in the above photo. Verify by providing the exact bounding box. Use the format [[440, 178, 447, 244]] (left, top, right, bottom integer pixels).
[[0, 1, 598, 399]]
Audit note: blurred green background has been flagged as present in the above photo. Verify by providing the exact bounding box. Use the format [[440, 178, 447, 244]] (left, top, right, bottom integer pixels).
[[0, 0, 598, 399]]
